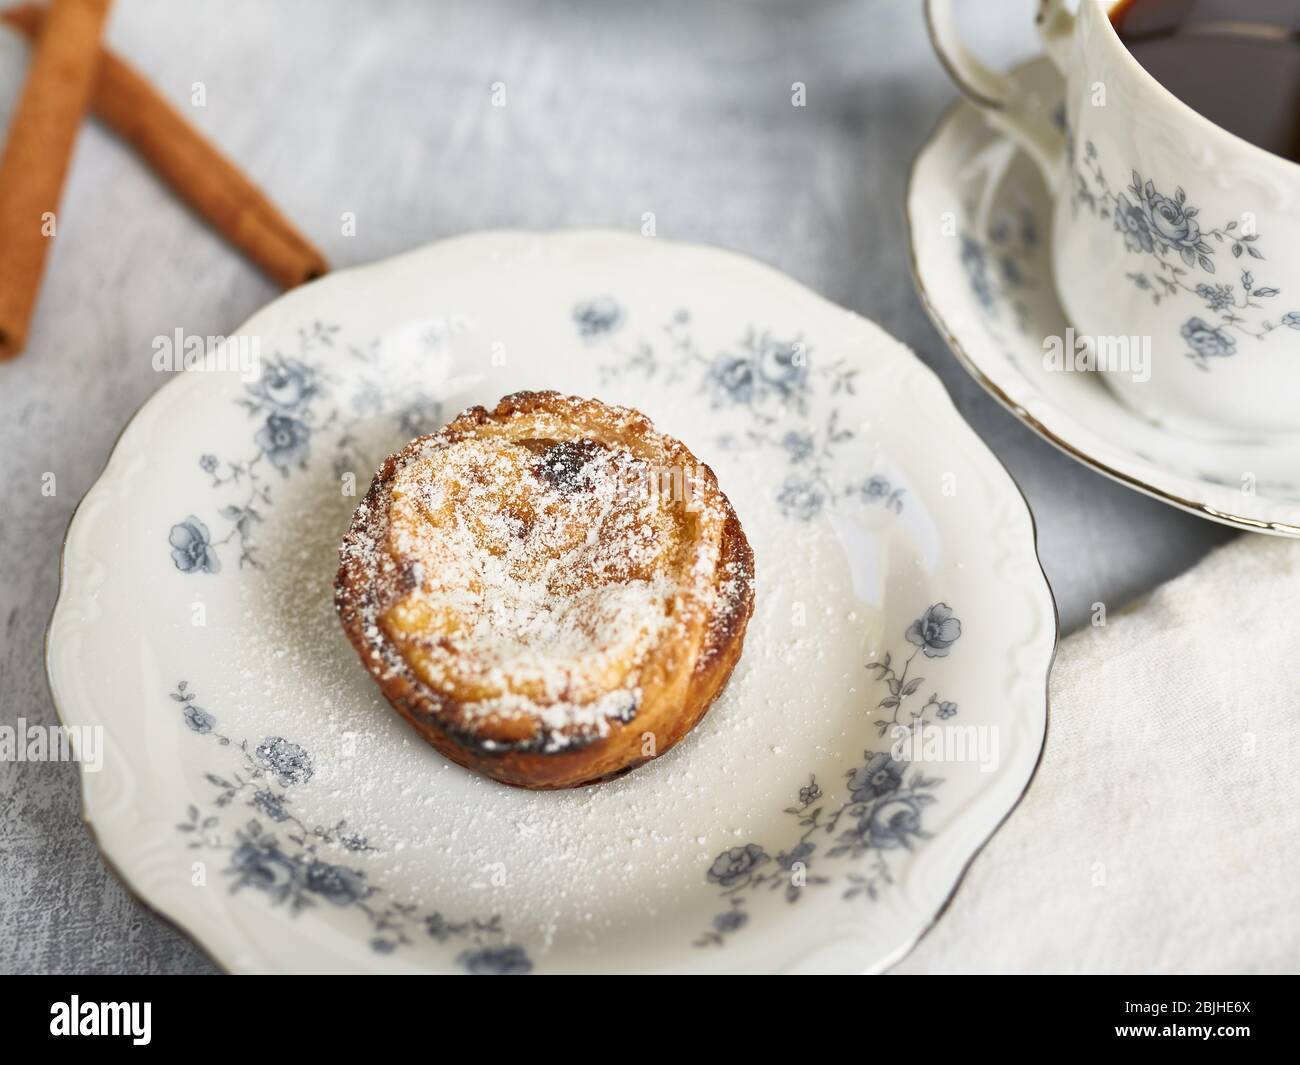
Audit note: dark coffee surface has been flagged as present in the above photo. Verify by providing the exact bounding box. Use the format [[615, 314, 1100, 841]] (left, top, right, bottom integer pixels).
[[1111, 0, 1300, 161]]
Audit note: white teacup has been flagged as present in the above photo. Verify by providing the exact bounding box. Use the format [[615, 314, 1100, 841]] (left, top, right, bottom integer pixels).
[[927, 0, 1300, 438]]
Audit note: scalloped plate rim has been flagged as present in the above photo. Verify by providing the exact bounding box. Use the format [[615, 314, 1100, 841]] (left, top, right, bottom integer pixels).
[[45, 228, 1058, 974]]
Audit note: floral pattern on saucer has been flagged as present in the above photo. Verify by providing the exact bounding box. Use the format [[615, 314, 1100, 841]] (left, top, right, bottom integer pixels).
[[910, 54, 1300, 532], [958, 208, 1040, 341]]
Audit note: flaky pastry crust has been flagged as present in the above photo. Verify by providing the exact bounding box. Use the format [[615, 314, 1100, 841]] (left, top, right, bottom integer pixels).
[[335, 391, 754, 789]]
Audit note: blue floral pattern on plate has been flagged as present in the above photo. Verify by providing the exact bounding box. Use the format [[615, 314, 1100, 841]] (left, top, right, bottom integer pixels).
[[169, 321, 444, 572], [170, 305, 907, 573], [171, 681, 531, 972], [578, 300, 905, 520], [694, 604, 960, 948]]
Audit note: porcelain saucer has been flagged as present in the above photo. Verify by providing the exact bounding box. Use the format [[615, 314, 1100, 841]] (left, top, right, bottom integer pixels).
[[47, 230, 1055, 973], [908, 57, 1300, 535]]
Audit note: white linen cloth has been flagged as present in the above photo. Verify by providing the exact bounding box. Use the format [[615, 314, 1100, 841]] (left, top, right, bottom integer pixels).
[[895, 533, 1300, 974]]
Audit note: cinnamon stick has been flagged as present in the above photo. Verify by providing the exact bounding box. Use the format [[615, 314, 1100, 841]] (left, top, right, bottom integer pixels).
[[0, 0, 111, 360], [3, 3, 329, 299]]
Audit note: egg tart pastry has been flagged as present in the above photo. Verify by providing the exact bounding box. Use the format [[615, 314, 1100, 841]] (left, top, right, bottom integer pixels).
[[335, 391, 755, 789]]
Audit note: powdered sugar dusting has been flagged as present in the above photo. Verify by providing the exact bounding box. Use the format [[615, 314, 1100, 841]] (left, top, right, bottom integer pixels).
[[340, 399, 737, 751]]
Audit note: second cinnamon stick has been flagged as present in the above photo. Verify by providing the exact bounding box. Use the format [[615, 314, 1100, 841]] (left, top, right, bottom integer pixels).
[[4, 3, 329, 294]]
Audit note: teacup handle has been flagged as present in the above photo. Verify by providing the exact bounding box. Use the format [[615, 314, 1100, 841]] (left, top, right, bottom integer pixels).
[[924, 0, 1072, 186]]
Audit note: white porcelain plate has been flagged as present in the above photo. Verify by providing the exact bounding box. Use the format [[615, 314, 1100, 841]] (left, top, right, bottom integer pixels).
[[908, 57, 1300, 535], [48, 231, 1055, 973]]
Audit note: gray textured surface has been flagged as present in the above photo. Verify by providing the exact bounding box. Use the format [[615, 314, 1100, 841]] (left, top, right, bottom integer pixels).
[[0, 0, 1232, 975]]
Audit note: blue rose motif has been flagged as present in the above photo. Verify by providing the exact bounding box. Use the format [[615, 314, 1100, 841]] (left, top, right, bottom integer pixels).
[[707, 844, 768, 888], [256, 413, 311, 472], [458, 944, 534, 975], [708, 353, 757, 406], [168, 516, 220, 574], [1181, 317, 1236, 361], [859, 796, 928, 850], [573, 297, 624, 338], [777, 476, 826, 521], [1114, 192, 1154, 254], [905, 603, 962, 658], [861, 474, 891, 502], [255, 737, 313, 786], [198, 453, 219, 474], [304, 860, 368, 905], [227, 838, 300, 902], [1282, 312, 1300, 330], [250, 357, 316, 410], [936, 700, 958, 720], [755, 335, 807, 397], [712, 910, 748, 934], [183, 704, 216, 733], [251, 789, 289, 822], [848, 751, 904, 802], [1140, 184, 1205, 264]]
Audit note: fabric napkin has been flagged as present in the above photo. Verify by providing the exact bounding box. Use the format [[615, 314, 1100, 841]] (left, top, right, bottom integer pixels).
[[894, 533, 1300, 974]]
